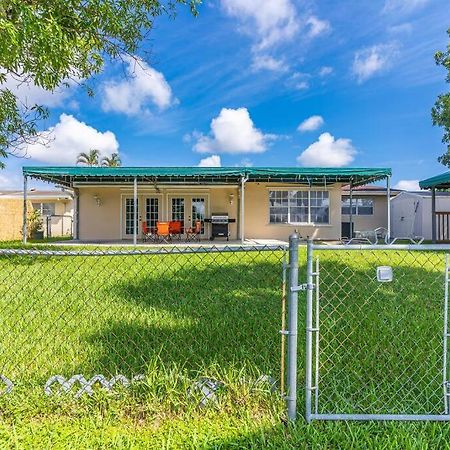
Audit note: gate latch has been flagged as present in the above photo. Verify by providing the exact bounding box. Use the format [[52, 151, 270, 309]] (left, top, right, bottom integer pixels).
[[290, 283, 315, 292]]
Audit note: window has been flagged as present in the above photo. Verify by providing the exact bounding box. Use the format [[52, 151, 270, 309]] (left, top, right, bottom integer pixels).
[[145, 198, 159, 229], [341, 197, 374, 216], [125, 198, 138, 235], [269, 190, 329, 224], [32, 202, 55, 216]]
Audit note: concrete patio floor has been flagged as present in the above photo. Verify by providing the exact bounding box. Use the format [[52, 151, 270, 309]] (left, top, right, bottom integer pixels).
[[47, 238, 288, 248]]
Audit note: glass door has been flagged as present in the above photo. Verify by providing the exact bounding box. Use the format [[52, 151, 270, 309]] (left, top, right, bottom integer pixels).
[[124, 197, 138, 237], [171, 197, 185, 232], [145, 197, 159, 230], [191, 197, 206, 234]]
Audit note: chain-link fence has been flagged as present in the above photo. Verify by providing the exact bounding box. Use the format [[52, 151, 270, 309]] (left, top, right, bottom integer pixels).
[[289, 239, 450, 422], [0, 244, 286, 417]]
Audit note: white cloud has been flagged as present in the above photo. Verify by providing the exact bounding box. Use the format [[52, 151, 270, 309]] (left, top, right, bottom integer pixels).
[[287, 72, 311, 90], [319, 66, 333, 77], [26, 114, 119, 164], [294, 80, 309, 90], [388, 22, 413, 35], [101, 56, 175, 116], [383, 0, 429, 13], [306, 16, 331, 38], [0, 171, 21, 189], [298, 115, 324, 132], [240, 158, 253, 167], [352, 44, 398, 83], [394, 179, 420, 191], [297, 132, 356, 167], [221, 0, 300, 50], [1, 73, 74, 108], [193, 107, 274, 154], [251, 55, 288, 73], [198, 155, 221, 167]]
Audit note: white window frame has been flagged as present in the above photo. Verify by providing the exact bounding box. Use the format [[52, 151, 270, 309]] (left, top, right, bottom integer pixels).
[[341, 196, 374, 216], [32, 202, 56, 217], [268, 189, 330, 225]]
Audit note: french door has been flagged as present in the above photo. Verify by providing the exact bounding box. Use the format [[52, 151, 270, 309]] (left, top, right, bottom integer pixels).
[[168, 196, 207, 235], [145, 197, 160, 230], [123, 197, 138, 237]]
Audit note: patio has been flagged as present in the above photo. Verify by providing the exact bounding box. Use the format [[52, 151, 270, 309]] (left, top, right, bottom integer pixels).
[[46, 238, 288, 248]]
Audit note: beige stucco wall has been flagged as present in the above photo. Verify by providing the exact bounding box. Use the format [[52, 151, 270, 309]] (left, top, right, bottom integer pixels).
[[0, 199, 30, 240], [77, 183, 345, 242], [244, 182, 343, 241], [341, 195, 388, 233], [0, 197, 72, 240], [78, 185, 239, 241]]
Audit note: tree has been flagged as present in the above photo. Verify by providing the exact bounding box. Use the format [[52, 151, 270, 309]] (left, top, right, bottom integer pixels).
[[101, 153, 121, 167], [433, 28, 450, 167], [0, 0, 199, 167], [77, 149, 100, 166]]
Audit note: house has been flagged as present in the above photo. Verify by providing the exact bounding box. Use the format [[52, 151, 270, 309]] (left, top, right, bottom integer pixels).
[[0, 189, 73, 241], [341, 185, 401, 238], [21, 166, 392, 244], [390, 190, 450, 241], [419, 171, 450, 242]]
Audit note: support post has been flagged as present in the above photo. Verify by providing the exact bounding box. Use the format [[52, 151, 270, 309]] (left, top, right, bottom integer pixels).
[[22, 175, 28, 244], [240, 177, 247, 244], [133, 177, 138, 246], [73, 188, 79, 240], [287, 233, 299, 421], [432, 187, 437, 244], [305, 238, 314, 423], [387, 175, 391, 242], [349, 181, 353, 238]]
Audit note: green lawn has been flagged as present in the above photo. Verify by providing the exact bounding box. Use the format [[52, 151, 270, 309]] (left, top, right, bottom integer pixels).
[[0, 245, 449, 449]]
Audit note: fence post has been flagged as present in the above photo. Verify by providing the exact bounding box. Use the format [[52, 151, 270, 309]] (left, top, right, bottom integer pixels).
[[305, 239, 314, 423], [287, 233, 299, 421]]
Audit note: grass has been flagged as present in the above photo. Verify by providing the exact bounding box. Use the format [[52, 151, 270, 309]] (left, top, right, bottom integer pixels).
[[0, 245, 449, 449]]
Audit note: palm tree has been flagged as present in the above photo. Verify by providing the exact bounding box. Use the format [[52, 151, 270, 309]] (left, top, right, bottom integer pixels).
[[77, 149, 100, 166], [101, 153, 121, 167]]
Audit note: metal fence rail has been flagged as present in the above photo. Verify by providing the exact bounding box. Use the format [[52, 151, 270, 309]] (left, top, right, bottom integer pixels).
[[0, 244, 286, 414], [290, 240, 450, 422]]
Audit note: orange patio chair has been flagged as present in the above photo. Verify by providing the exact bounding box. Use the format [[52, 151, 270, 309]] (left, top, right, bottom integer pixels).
[[169, 220, 182, 240], [186, 220, 202, 242], [142, 222, 156, 243], [156, 221, 171, 244]]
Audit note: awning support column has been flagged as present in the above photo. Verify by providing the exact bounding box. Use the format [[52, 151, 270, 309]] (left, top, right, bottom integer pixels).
[[386, 175, 391, 242], [22, 175, 28, 245], [240, 176, 248, 244], [133, 177, 138, 246], [73, 188, 79, 240], [432, 187, 437, 243], [349, 180, 353, 238]]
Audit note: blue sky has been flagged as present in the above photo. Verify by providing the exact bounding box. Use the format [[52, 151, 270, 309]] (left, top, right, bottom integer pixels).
[[2, 0, 450, 190]]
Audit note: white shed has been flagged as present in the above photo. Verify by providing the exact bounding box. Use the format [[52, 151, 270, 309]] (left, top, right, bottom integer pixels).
[[391, 191, 450, 240]]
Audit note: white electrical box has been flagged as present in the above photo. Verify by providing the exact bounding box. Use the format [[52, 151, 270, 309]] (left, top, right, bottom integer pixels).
[[377, 266, 393, 283]]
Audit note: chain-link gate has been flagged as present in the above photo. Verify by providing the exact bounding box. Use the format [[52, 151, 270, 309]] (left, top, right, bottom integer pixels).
[[0, 244, 286, 417], [297, 240, 450, 422], [284, 235, 450, 422]]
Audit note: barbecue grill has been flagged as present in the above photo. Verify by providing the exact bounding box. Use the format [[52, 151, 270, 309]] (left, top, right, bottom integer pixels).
[[210, 213, 230, 240]]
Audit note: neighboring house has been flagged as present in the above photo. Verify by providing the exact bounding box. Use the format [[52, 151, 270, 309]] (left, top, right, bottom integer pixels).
[[0, 189, 73, 241], [22, 166, 391, 243], [341, 185, 401, 237], [390, 190, 450, 241]]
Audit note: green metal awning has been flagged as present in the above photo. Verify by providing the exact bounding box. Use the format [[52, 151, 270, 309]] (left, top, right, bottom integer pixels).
[[23, 166, 391, 187], [419, 171, 450, 190]]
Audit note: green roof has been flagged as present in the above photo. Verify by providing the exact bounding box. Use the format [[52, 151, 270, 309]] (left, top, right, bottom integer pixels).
[[420, 171, 450, 190], [23, 166, 391, 187]]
